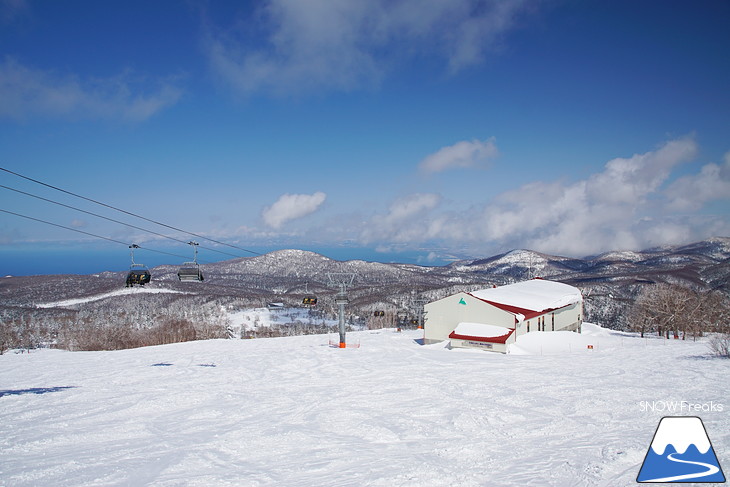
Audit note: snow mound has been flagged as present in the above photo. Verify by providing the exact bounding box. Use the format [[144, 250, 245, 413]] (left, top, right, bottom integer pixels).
[[509, 324, 608, 355]]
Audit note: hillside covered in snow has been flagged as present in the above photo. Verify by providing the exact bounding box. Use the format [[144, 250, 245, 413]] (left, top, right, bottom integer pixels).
[[2, 238, 729, 347]]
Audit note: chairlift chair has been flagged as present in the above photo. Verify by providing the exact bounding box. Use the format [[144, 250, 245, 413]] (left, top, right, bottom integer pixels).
[[374, 310, 385, 317], [126, 264, 151, 287], [126, 244, 151, 287], [301, 283, 316, 305], [178, 263, 204, 281], [177, 241, 204, 282]]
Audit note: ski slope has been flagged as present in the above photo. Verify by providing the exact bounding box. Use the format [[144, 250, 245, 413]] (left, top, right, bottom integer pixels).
[[36, 287, 188, 309], [1, 325, 728, 486]]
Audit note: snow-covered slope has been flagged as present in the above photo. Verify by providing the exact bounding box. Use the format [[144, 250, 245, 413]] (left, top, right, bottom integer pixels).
[[1, 325, 727, 487], [36, 287, 187, 308]]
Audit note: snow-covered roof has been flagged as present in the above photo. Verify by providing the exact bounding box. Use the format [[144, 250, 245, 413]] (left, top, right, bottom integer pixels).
[[452, 322, 512, 338], [469, 279, 582, 313]]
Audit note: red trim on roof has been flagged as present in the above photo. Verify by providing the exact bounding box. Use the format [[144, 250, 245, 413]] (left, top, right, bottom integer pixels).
[[448, 328, 515, 344], [467, 294, 571, 321]]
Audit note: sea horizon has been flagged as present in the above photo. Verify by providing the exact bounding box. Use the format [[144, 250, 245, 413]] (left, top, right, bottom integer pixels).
[[0, 244, 459, 277]]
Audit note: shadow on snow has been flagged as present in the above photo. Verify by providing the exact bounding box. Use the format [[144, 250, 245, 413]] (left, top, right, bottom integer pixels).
[[0, 386, 77, 398]]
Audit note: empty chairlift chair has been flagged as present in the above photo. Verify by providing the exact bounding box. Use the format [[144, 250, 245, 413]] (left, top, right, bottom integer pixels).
[[178, 241, 204, 282], [126, 244, 151, 287]]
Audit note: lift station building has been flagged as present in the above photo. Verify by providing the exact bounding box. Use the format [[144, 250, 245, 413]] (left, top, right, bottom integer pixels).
[[423, 279, 583, 353]]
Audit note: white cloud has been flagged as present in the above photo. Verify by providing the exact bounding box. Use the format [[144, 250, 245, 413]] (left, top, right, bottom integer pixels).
[[0, 58, 183, 121], [584, 137, 698, 206], [419, 137, 498, 174], [205, 0, 531, 96], [469, 137, 701, 255], [665, 151, 730, 211], [357, 137, 729, 256], [262, 192, 327, 229], [360, 193, 441, 244]]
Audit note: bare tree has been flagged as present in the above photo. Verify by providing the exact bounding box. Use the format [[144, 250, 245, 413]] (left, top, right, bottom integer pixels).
[[630, 284, 730, 341], [0, 320, 16, 355]]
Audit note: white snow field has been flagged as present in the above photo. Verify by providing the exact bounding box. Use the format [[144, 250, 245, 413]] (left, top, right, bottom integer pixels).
[[1, 324, 728, 487]]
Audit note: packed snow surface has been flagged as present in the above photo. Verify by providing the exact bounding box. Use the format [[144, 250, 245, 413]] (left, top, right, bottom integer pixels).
[[451, 322, 511, 338], [509, 327, 603, 354], [1, 324, 728, 487], [470, 279, 582, 311]]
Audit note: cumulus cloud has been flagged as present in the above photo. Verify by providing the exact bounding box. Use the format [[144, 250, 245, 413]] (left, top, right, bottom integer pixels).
[[584, 137, 698, 206], [665, 151, 730, 211], [262, 192, 327, 229], [205, 0, 531, 96], [470, 137, 701, 255], [419, 137, 498, 174], [0, 57, 183, 121], [357, 137, 730, 256], [360, 193, 441, 244]]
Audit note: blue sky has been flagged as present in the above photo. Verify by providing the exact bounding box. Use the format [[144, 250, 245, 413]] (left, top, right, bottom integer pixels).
[[1, 0, 729, 273]]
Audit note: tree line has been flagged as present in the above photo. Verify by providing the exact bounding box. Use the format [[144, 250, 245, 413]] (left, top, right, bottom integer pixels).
[[629, 283, 730, 357]]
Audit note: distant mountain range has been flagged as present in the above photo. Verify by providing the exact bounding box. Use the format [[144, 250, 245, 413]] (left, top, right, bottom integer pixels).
[[2, 237, 729, 331]]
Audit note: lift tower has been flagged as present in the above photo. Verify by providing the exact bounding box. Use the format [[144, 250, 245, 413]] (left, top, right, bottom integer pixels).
[[327, 273, 355, 348]]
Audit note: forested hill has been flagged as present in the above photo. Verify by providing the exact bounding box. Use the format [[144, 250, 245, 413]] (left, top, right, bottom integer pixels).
[[1, 238, 729, 341]]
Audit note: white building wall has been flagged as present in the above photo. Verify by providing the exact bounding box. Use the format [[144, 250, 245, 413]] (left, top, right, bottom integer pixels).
[[424, 292, 516, 343], [553, 301, 583, 332], [517, 302, 583, 335], [425, 286, 584, 345]]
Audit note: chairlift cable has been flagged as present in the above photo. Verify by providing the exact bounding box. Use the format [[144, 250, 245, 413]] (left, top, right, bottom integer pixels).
[[0, 167, 261, 256], [0, 184, 241, 259], [0, 208, 191, 261]]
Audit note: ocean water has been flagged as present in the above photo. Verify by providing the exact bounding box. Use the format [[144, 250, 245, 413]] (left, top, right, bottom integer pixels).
[[0, 244, 454, 276]]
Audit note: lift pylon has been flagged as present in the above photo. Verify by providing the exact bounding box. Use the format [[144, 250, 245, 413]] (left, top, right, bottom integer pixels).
[[327, 273, 355, 348]]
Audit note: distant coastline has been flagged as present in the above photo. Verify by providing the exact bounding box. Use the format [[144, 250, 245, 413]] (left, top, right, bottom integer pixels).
[[0, 245, 455, 277]]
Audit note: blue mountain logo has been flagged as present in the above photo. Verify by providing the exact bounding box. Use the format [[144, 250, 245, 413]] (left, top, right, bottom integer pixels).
[[637, 416, 725, 483]]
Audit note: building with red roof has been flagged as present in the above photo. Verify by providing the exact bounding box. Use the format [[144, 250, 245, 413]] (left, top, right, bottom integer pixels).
[[423, 279, 583, 353]]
